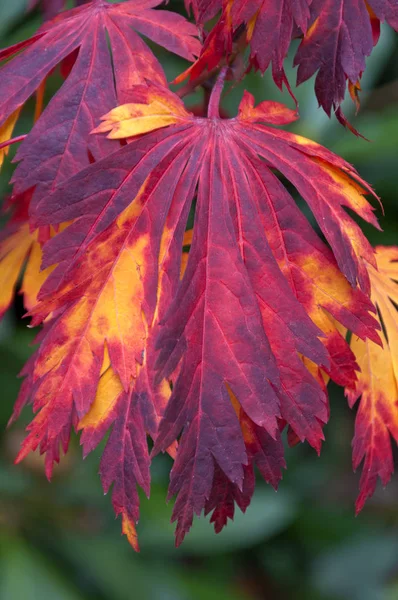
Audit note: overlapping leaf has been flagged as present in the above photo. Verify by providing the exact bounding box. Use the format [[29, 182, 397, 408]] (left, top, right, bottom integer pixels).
[[0, 190, 56, 319], [0, 0, 201, 210], [0, 0, 201, 326], [235, 0, 311, 89], [179, 0, 310, 89], [175, 1, 231, 85], [294, 0, 398, 118], [347, 247, 398, 512], [9, 82, 379, 545], [184, 0, 398, 120], [204, 388, 285, 534]]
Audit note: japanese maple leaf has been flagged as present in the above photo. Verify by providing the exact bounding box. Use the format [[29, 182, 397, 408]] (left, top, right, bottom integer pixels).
[[0, 0, 201, 210], [347, 247, 398, 512], [11, 119, 190, 547], [294, 0, 398, 116], [9, 189, 178, 548], [178, 0, 311, 92], [185, 0, 398, 120], [15, 79, 379, 545], [234, 0, 311, 80]]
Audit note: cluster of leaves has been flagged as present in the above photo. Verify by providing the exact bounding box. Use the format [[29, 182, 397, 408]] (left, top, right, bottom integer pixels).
[[0, 0, 397, 549], [183, 0, 398, 128]]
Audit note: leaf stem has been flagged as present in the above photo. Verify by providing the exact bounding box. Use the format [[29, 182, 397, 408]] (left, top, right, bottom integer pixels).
[[0, 134, 27, 152], [207, 67, 228, 118], [175, 61, 226, 100]]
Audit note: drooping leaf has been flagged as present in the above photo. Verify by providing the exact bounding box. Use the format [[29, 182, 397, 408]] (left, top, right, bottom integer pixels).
[[13, 82, 380, 546], [346, 247, 398, 512], [178, 0, 310, 91], [235, 0, 311, 87], [185, 0, 398, 120], [12, 112, 197, 544], [294, 0, 398, 117], [204, 388, 285, 535], [0, 0, 201, 209]]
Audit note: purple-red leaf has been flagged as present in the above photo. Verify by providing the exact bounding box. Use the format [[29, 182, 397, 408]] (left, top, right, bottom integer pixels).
[[15, 84, 380, 545]]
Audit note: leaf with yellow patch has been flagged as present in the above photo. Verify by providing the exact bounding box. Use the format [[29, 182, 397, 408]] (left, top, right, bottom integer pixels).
[[11, 81, 381, 549], [0, 220, 55, 319], [16, 199, 155, 477], [93, 85, 191, 139], [347, 246, 398, 512]]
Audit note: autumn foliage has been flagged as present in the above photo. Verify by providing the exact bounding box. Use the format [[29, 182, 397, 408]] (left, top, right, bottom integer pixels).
[[0, 0, 397, 549]]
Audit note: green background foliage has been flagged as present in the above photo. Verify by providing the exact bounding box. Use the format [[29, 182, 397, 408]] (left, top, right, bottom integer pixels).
[[0, 2, 397, 598]]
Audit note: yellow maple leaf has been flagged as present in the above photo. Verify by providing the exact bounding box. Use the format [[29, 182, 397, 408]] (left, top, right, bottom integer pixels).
[[92, 86, 190, 139]]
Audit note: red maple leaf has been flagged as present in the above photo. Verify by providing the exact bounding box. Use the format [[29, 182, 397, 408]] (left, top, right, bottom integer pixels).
[[183, 0, 398, 121], [235, 0, 311, 83], [0, 0, 201, 210], [294, 0, 398, 117], [1, 0, 397, 554], [10, 78, 379, 546], [180, 0, 311, 85]]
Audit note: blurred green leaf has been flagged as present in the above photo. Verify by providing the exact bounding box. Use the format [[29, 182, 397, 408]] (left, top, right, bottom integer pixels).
[[312, 535, 398, 600], [0, 535, 83, 600], [139, 485, 296, 555], [0, 0, 28, 37]]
